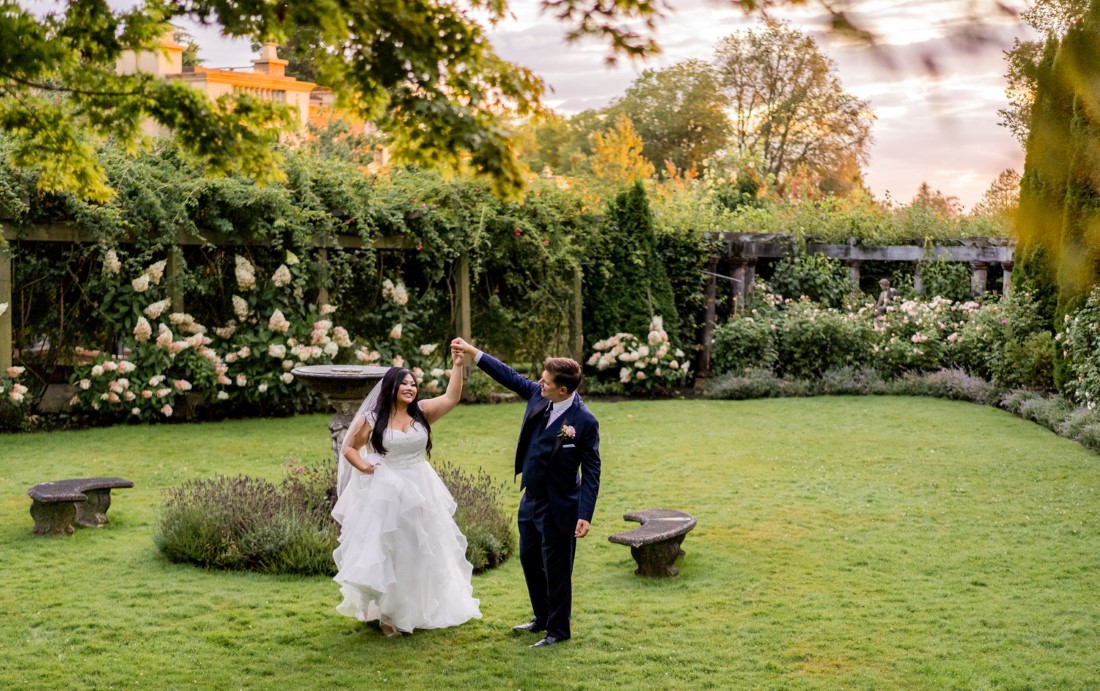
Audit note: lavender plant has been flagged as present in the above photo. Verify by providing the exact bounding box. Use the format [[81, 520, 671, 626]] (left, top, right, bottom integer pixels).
[[433, 460, 515, 571]]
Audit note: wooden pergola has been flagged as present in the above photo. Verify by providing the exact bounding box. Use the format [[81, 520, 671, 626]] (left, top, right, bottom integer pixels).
[[0, 224, 469, 371], [695, 232, 1017, 376]]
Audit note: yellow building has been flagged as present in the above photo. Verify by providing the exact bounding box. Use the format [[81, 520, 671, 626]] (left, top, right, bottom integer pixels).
[[117, 32, 318, 136]]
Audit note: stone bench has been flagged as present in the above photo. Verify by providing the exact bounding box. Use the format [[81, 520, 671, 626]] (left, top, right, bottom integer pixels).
[[608, 508, 697, 577], [28, 478, 135, 536]]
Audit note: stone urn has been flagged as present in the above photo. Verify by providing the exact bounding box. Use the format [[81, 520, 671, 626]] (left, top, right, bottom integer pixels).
[[291, 365, 390, 473]]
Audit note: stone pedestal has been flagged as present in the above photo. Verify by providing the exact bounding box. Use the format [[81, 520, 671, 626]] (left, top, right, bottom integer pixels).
[[75, 489, 113, 527], [630, 535, 689, 577], [30, 499, 81, 536], [291, 365, 389, 473]]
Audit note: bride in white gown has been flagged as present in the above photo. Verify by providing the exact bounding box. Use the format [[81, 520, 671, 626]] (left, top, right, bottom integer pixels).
[[332, 349, 481, 636]]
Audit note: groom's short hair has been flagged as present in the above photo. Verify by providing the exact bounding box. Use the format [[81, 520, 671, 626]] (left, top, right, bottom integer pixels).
[[544, 357, 582, 393]]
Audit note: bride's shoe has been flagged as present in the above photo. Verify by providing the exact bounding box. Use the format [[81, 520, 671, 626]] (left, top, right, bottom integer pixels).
[[380, 623, 403, 638]]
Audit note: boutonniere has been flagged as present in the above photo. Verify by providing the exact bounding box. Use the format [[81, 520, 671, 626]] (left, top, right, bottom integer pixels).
[[557, 424, 576, 440]]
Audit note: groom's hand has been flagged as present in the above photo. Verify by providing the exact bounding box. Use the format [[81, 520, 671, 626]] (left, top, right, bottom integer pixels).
[[450, 337, 478, 357], [574, 519, 591, 538]]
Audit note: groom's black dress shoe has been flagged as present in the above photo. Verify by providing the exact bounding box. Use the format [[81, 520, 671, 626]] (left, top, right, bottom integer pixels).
[[512, 620, 545, 634], [529, 636, 564, 648]]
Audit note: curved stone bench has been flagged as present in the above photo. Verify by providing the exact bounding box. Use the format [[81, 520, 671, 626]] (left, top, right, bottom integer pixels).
[[608, 508, 696, 577], [28, 478, 135, 536]]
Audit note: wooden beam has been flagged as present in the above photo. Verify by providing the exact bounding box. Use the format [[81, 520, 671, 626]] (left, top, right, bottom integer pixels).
[[1, 223, 415, 250]]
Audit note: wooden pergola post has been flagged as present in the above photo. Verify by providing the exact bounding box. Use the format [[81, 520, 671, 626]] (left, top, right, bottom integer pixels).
[[167, 244, 184, 313], [1, 245, 11, 370], [317, 247, 330, 308], [570, 265, 583, 362], [457, 251, 471, 344], [697, 255, 719, 378]]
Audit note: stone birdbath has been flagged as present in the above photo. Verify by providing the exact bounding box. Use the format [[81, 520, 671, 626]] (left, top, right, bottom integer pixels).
[[291, 365, 390, 473]]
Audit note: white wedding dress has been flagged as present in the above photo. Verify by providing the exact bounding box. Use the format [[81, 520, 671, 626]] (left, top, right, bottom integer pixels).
[[331, 416, 481, 633]]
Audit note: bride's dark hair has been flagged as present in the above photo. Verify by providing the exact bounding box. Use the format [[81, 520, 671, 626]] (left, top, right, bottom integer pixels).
[[370, 367, 432, 457]]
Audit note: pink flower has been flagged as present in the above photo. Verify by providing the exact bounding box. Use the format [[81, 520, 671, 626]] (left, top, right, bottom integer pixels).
[[514, 227, 522, 237], [557, 424, 576, 440], [543, 240, 550, 246], [160, 404, 173, 417], [6, 366, 24, 378]]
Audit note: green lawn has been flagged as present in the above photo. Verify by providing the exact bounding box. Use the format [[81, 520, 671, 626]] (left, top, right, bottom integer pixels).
[[2, 397, 1098, 689]]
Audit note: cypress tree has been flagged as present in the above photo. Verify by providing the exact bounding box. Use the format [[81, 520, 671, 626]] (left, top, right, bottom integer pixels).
[[583, 181, 680, 342]]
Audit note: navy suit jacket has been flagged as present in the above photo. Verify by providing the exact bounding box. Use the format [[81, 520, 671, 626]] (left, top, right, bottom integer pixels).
[[477, 353, 601, 533]]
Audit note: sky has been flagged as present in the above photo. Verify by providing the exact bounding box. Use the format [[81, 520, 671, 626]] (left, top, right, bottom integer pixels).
[[182, 0, 1031, 210]]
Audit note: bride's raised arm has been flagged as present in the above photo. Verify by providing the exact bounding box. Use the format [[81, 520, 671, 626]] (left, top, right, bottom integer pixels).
[[419, 349, 465, 425]]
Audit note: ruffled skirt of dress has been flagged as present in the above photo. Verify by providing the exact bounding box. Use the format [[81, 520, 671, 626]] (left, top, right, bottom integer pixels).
[[331, 461, 482, 632]]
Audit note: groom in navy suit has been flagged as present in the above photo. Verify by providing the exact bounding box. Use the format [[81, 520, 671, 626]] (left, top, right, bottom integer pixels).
[[451, 338, 601, 648]]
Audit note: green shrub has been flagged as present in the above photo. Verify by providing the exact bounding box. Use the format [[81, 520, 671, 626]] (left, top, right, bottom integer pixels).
[[946, 292, 1054, 390], [871, 296, 959, 375], [775, 299, 872, 378], [433, 460, 515, 572], [710, 312, 777, 375], [767, 252, 852, 308], [1060, 285, 1100, 407], [920, 257, 973, 302], [1002, 331, 1055, 390]]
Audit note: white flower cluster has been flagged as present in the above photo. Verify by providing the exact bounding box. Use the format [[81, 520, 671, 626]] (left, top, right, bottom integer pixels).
[[587, 316, 688, 389], [235, 255, 256, 291], [271, 264, 292, 287], [102, 249, 122, 275], [130, 259, 168, 293], [2, 366, 29, 403], [382, 279, 409, 306]]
